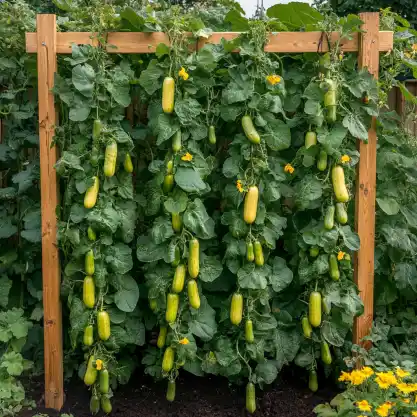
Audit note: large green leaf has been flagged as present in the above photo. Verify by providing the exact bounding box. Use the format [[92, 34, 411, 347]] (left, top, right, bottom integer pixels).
[[267, 2, 323, 29]]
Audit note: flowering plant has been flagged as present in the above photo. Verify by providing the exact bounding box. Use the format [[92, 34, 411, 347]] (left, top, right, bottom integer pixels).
[[315, 366, 417, 417]]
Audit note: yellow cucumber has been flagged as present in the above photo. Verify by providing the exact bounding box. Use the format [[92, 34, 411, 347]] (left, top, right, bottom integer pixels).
[[85, 249, 95, 276], [162, 346, 175, 372], [104, 141, 117, 177], [230, 293, 243, 325], [166, 293, 179, 323], [83, 276, 95, 309], [162, 77, 175, 114], [243, 185, 259, 224], [253, 240, 264, 266], [188, 238, 199, 279], [188, 279, 200, 309], [97, 311, 111, 341], [309, 291, 322, 328], [172, 264, 186, 293], [84, 176, 99, 209], [124, 153, 133, 173], [157, 326, 167, 349], [332, 165, 349, 203], [242, 115, 261, 144]]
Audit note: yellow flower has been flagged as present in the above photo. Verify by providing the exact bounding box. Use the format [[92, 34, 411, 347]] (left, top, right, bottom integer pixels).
[[341, 154, 351, 164], [413, 44, 417, 51], [412, 411, 417, 417], [356, 400, 372, 412], [361, 367, 374, 378], [284, 163, 295, 174], [375, 372, 397, 389], [339, 371, 351, 382], [266, 74, 281, 85], [236, 180, 244, 193], [403, 398, 411, 404], [178, 67, 189, 81], [181, 152, 193, 162], [95, 359, 103, 371], [397, 383, 417, 394], [376, 403, 393, 417], [337, 251, 345, 261], [405, 52, 412, 59], [396, 368, 411, 379], [350, 370, 367, 385], [179, 337, 189, 345]]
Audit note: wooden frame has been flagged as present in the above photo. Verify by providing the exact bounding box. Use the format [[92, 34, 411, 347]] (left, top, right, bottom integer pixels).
[[25, 13, 393, 410]]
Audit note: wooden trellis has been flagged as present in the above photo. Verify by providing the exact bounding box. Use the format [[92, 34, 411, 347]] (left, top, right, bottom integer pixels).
[[25, 13, 393, 410]]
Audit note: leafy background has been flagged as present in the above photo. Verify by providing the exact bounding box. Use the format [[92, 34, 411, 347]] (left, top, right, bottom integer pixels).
[[1, 0, 417, 414]]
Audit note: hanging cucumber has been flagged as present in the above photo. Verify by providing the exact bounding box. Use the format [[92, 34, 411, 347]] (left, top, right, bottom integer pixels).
[[163, 174, 174, 194], [162, 76, 175, 114], [246, 242, 255, 262], [230, 293, 243, 325], [324, 206, 335, 230], [157, 326, 167, 348], [172, 130, 181, 152], [301, 317, 312, 338], [84, 355, 97, 386], [124, 153, 133, 173], [188, 279, 200, 309], [83, 276, 95, 309], [305, 131, 317, 149], [162, 346, 175, 372], [254, 240, 264, 266], [309, 370, 318, 392], [208, 125, 216, 145], [242, 115, 261, 144], [172, 264, 186, 293], [329, 254, 340, 281], [188, 238, 199, 278], [243, 186, 259, 224], [335, 202, 348, 224], [246, 382, 256, 414], [317, 150, 328, 171], [83, 325, 94, 346], [309, 291, 322, 328], [97, 311, 111, 341], [84, 176, 99, 209], [166, 293, 179, 323], [332, 165, 349, 203], [87, 226, 96, 241], [85, 249, 95, 276], [171, 212, 183, 233], [104, 141, 117, 177], [321, 341, 332, 365], [309, 246, 319, 257], [166, 380, 176, 402], [92, 119, 102, 140], [245, 319, 254, 343]]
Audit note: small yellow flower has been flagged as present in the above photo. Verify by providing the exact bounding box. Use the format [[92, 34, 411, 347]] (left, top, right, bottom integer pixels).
[[376, 403, 393, 417], [181, 152, 193, 162], [341, 154, 351, 164], [356, 400, 372, 412], [403, 398, 411, 404], [412, 411, 417, 417], [338, 371, 351, 382], [413, 44, 417, 51], [396, 368, 411, 378], [95, 359, 103, 371], [179, 337, 189, 345], [350, 370, 367, 385], [337, 251, 345, 261], [178, 67, 189, 81], [361, 367, 374, 378], [339, 52, 344, 61], [375, 372, 397, 389], [236, 180, 244, 193], [266, 74, 281, 85], [397, 383, 417, 394], [284, 163, 295, 174]]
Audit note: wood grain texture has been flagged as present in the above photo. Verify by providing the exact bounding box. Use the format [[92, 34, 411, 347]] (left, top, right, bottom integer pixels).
[[353, 13, 379, 348], [26, 30, 393, 54], [37, 14, 64, 410]]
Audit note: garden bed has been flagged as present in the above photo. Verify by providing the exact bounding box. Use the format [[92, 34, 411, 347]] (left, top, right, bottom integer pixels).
[[19, 371, 335, 417]]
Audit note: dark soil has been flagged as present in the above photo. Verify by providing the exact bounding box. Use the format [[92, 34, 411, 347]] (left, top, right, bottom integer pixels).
[[18, 369, 336, 417]]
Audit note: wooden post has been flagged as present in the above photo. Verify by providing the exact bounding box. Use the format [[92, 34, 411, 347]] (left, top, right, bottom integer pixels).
[[353, 13, 380, 347], [37, 14, 64, 410]]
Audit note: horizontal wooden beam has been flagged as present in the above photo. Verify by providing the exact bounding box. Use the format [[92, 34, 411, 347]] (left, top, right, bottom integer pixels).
[[26, 30, 393, 54]]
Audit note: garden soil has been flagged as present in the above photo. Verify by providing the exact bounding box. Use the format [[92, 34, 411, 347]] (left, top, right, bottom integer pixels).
[[18, 369, 336, 417]]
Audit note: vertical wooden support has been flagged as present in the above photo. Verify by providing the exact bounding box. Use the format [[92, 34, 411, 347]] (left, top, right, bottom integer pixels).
[[353, 13, 379, 347], [37, 14, 64, 410]]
